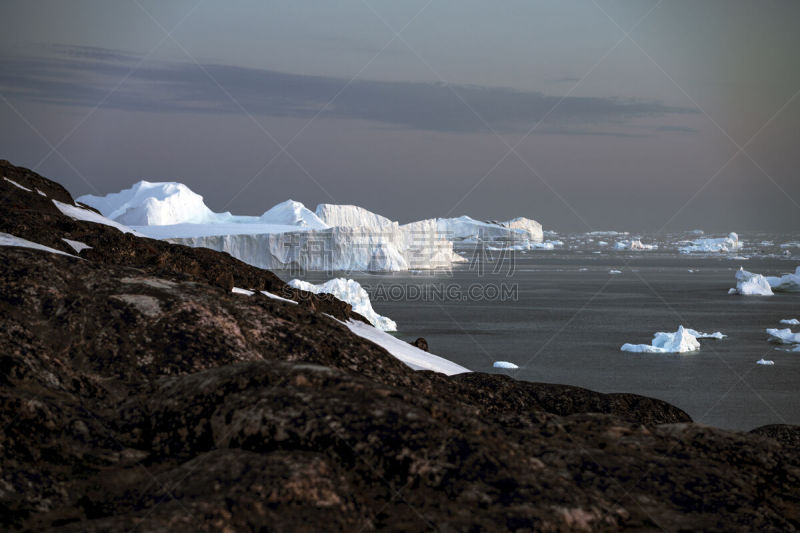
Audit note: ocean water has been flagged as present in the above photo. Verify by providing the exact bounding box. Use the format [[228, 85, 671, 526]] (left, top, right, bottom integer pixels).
[[279, 232, 800, 431]]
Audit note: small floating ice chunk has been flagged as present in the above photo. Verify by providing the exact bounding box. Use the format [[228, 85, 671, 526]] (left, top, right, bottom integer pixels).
[[679, 232, 740, 253], [729, 268, 774, 296], [780, 318, 800, 326], [609, 269, 622, 274], [766, 267, 800, 293], [757, 359, 775, 365], [493, 361, 519, 369], [61, 238, 91, 253], [766, 328, 800, 344], [621, 325, 717, 353]]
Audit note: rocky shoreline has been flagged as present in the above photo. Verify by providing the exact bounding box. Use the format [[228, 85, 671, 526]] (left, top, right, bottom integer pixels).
[[1, 160, 799, 531]]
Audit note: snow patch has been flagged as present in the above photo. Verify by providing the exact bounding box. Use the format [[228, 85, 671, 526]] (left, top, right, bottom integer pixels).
[[61, 238, 91, 253], [53, 200, 144, 235], [342, 318, 469, 375], [290, 278, 397, 331], [0, 232, 78, 258], [493, 361, 519, 369], [4, 177, 31, 192]]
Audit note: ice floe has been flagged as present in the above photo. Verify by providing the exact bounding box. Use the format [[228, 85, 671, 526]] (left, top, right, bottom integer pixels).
[[729, 268, 774, 296], [757, 359, 775, 365], [679, 232, 740, 254], [614, 239, 656, 251], [729, 266, 800, 295], [621, 325, 725, 354], [766, 328, 800, 345], [780, 318, 800, 326], [289, 278, 397, 331], [493, 361, 519, 369]]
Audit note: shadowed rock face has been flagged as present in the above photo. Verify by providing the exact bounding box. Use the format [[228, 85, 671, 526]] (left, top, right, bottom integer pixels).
[[1, 160, 799, 531]]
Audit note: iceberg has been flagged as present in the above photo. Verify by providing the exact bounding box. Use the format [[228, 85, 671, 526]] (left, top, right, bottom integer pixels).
[[679, 232, 740, 254], [259, 200, 329, 229], [620, 325, 723, 354], [433, 215, 543, 244], [492, 361, 519, 369], [316, 203, 394, 229], [765, 267, 800, 292], [729, 266, 800, 295], [78, 182, 466, 272], [729, 268, 774, 296], [289, 278, 397, 331], [77, 180, 226, 226], [614, 239, 656, 251], [766, 328, 800, 345]]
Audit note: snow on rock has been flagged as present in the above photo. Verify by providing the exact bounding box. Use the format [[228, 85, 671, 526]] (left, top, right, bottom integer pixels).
[[493, 361, 519, 369], [1, 232, 78, 258], [315, 204, 394, 228], [62, 238, 91, 253], [4, 177, 32, 192], [259, 200, 329, 229], [729, 268, 774, 296], [620, 325, 723, 353], [77, 181, 226, 226], [780, 318, 800, 326], [679, 232, 740, 254], [52, 200, 144, 236], [289, 278, 397, 331], [757, 359, 775, 365], [341, 318, 469, 375], [231, 287, 297, 304], [766, 328, 800, 345]]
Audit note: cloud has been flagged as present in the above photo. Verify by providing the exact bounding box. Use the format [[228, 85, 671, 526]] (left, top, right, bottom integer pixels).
[[0, 45, 697, 134]]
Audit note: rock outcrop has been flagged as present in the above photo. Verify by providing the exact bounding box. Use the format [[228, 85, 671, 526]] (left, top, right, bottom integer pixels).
[[1, 160, 799, 531]]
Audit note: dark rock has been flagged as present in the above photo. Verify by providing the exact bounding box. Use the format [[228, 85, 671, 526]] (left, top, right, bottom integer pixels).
[[751, 424, 800, 448], [2, 160, 800, 531], [410, 337, 429, 351]]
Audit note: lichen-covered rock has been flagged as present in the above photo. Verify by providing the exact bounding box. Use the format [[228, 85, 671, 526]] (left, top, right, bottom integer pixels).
[[1, 161, 799, 531]]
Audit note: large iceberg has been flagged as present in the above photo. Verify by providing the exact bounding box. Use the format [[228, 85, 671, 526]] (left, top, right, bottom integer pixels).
[[316, 203, 394, 229], [289, 278, 397, 331], [77, 183, 467, 272], [621, 326, 725, 353], [78, 180, 226, 226], [434, 215, 542, 244], [679, 232, 740, 254]]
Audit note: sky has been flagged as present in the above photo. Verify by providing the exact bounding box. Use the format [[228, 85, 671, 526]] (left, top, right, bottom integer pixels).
[[1, 0, 798, 232]]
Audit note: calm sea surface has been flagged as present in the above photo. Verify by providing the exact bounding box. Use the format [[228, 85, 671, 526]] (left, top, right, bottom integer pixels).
[[278, 232, 800, 430]]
